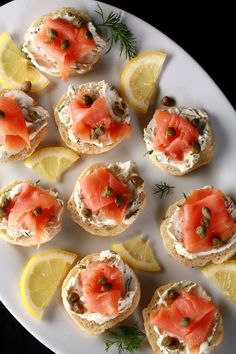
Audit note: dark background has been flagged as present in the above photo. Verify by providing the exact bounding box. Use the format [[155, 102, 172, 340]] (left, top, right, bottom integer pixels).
[[0, 1, 235, 354]]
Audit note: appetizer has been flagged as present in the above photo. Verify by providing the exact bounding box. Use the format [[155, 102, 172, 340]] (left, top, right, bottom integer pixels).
[[62, 250, 140, 334], [22, 7, 106, 81], [143, 280, 223, 354], [54, 81, 131, 154], [144, 107, 215, 175], [68, 161, 146, 237], [0, 180, 63, 246], [161, 186, 236, 267], [0, 89, 48, 162]]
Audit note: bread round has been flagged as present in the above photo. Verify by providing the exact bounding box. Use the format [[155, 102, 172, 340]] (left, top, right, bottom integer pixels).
[[160, 198, 236, 267], [143, 281, 224, 354], [67, 162, 146, 237], [62, 252, 141, 335], [0, 89, 48, 163], [54, 82, 130, 155], [144, 108, 216, 176], [22, 7, 106, 78], [0, 180, 63, 247]]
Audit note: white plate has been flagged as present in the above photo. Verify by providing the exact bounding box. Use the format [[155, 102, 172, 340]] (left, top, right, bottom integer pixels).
[[0, 0, 235, 353]]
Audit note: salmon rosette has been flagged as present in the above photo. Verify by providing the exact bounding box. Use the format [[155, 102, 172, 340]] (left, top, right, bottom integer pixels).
[[0, 89, 48, 162], [67, 161, 146, 237], [0, 180, 63, 247], [62, 250, 140, 334], [54, 81, 131, 154], [22, 8, 106, 81], [144, 107, 215, 175], [143, 281, 223, 354], [161, 186, 236, 266]]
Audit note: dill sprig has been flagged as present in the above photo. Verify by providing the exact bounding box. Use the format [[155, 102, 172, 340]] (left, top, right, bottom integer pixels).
[[104, 323, 145, 354], [153, 181, 175, 199], [96, 4, 137, 59]]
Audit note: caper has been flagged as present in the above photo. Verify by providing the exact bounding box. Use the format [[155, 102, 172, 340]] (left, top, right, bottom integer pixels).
[[101, 186, 113, 197], [202, 207, 211, 219], [166, 127, 176, 137], [67, 292, 80, 303], [82, 95, 93, 106], [191, 141, 201, 154], [61, 39, 70, 50], [48, 28, 58, 40], [86, 30, 93, 40], [212, 236, 223, 247], [32, 207, 43, 216], [83, 208, 92, 218], [167, 289, 179, 300], [161, 336, 173, 347], [113, 102, 125, 116], [91, 126, 105, 139], [0, 110, 5, 119], [21, 81, 32, 93], [180, 317, 191, 327], [97, 277, 107, 284], [128, 175, 144, 188], [200, 217, 210, 228], [101, 283, 112, 292], [28, 110, 39, 122], [161, 337, 180, 349], [72, 301, 84, 314], [196, 225, 207, 239], [191, 118, 206, 133], [161, 96, 176, 107], [114, 194, 125, 207]]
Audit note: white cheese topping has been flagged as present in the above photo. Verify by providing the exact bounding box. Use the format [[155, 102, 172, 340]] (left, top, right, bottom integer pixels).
[[65, 250, 136, 325], [0, 90, 48, 160], [73, 161, 144, 227], [144, 107, 210, 173]]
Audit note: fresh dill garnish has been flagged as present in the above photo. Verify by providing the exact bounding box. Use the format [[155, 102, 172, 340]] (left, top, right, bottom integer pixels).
[[183, 192, 187, 199], [104, 323, 145, 354], [96, 3, 137, 59], [153, 181, 175, 199]]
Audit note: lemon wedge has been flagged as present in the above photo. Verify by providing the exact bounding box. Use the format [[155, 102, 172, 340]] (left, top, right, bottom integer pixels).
[[202, 261, 236, 304], [112, 235, 160, 272], [121, 51, 167, 113], [0, 32, 49, 92], [20, 249, 78, 319], [24, 147, 79, 183]]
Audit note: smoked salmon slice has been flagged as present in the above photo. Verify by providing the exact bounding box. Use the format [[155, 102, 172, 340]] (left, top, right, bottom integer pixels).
[[179, 187, 236, 252], [7, 183, 60, 240], [70, 92, 131, 142], [0, 97, 30, 151], [153, 110, 199, 160], [80, 167, 132, 224], [35, 19, 96, 81], [79, 262, 123, 315], [151, 291, 218, 349]]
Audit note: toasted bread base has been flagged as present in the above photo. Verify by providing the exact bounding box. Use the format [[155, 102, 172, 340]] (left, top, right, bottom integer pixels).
[[0, 180, 63, 247], [67, 163, 146, 237], [160, 199, 236, 267], [62, 252, 141, 335], [0, 89, 48, 162], [23, 7, 105, 78], [143, 281, 224, 354]]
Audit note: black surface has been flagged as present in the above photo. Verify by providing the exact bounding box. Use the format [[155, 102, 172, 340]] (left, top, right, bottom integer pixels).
[[0, 1, 235, 354]]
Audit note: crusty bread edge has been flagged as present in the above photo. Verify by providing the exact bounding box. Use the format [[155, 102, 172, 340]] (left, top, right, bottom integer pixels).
[[142, 281, 224, 354], [61, 252, 141, 335], [160, 199, 236, 267], [0, 180, 63, 247], [67, 163, 146, 237]]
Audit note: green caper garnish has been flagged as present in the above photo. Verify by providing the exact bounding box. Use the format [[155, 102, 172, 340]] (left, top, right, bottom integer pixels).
[[180, 317, 191, 327], [83, 208, 92, 218], [101, 186, 113, 197], [101, 283, 112, 292], [48, 28, 58, 40], [0, 110, 5, 119], [202, 207, 211, 219], [196, 225, 207, 239], [86, 30, 93, 40], [21, 81, 32, 93], [161, 336, 173, 347], [212, 236, 223, 247], [114, 194, 125, 207], [97, 277, 107, 284], [200, 217, 210, 228], [191, 141, 201, 154], [128, 175, 144, 188], [67, 292, 80, 303], [32, 207, 43, 216], [91, 126, 105, 139], [161, 96, 176, 107], [61, 39, 70, 50], [166, 127, 176, 137], [167, 289, 179, 300], [113, 102, 125, 116], [161, 337, 180, 349], [72, 301, 84, 314], [82, 95, 93, 106]]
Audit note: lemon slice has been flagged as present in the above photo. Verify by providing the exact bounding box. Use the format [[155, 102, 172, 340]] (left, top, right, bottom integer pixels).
[[20, 249, 78, 319], [112, 235, 160, 272], [0, 32, 49, 92], [121, 51, 167, 113], [24, 147, 79, 183], [202, 261, 236, 304]]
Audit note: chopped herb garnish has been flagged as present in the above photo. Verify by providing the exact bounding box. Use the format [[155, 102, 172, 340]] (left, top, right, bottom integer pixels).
[[32, 207, 43, 216], [144, 150, 153, 156], [153, 181, 175, 199], [102, 186, 113, 197], [182, 192, 187, 199]]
